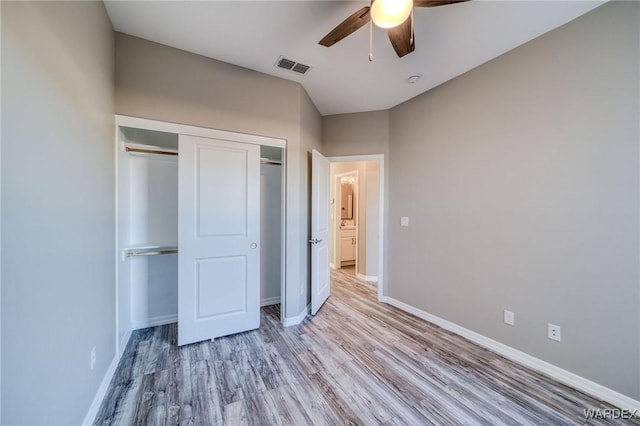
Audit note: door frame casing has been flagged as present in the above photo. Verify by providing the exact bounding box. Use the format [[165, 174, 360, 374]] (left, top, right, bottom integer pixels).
[[114, 115, 287, 356], [328, 154, 385, 302]]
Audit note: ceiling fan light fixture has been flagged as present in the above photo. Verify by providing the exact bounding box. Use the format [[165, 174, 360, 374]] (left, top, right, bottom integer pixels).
[[370, 0, 413, 29]]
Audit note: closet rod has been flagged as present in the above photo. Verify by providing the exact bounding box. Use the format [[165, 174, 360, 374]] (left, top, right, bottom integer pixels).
[[126, 249, 178, 258], [125, 147, 178, 156], [260, 159, 282, 166]]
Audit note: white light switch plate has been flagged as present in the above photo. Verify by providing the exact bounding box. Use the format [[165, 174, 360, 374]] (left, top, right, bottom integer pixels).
[[503, 310, 514, 326], [401, 217, 409, 227]]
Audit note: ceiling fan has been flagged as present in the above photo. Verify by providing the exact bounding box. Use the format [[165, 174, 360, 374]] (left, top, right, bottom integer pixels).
[[319, 0, 469, 58]]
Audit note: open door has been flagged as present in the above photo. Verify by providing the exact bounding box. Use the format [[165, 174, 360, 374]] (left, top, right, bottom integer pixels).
[[178, 135, 260, 345], [311, 150, 330, 315]]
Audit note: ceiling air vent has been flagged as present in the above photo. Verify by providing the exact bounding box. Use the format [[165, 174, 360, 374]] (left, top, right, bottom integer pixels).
[[292, 63, 310, 74], [276, 58, 296, 70], [275, 56, 311, 76]]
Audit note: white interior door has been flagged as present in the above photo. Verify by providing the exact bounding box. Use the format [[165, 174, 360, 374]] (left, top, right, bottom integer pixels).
[[178, 135, 260, 345], [311, 150, 330, 315]]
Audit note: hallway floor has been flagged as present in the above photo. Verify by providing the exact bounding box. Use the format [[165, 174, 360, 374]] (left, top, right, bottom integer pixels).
[[339, 265, 355, 276]]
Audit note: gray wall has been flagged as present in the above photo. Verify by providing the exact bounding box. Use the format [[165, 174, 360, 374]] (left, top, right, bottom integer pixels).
[[115, 33, 322, 318], [323, 111, 390, 158], [365, 161, 380, 278], [388, 1, 639, 398], [1, 2, 115, 424]]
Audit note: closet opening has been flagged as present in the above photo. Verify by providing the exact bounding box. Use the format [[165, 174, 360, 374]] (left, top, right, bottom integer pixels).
[[260, 145, 284, 311], [115, 120, 286, 354]]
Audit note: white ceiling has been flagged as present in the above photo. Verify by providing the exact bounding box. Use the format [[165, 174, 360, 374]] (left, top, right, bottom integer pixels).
[[104, 1, 605, 116]]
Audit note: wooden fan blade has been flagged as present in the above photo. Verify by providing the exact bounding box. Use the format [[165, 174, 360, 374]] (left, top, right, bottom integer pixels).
[[319, 6, 371, 47], [414, 0, 470, 8], [387, 16, 414, 58]]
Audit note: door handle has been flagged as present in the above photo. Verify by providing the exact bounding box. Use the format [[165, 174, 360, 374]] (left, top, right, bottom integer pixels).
[[308, 238, 323, 245], [250, 243, 258, 249]]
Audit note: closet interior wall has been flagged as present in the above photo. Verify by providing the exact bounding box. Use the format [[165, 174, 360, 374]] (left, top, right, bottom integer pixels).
[[260, 145, 283, 307]]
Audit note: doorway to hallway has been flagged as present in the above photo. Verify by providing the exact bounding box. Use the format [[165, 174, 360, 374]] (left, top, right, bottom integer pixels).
[[329, 155, 383, 297]]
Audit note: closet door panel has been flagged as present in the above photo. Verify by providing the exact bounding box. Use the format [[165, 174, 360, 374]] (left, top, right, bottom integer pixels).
[[196, 147, 247, 237], [196, 256, 246, 317], [178, 135, 260, 346]]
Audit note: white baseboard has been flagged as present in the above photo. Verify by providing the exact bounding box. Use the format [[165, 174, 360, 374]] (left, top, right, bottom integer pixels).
[[356, 273, 378, 282], [118, 329, 132, 358], [132, 314, 178, 330], [82, 353, 119, 425], [261, 296, 281, 307], [380, 296, 640, 412], [283, 303, 310, 327]]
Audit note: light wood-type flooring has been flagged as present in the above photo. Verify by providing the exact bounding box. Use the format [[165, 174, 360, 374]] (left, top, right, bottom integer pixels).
[[340, 265, 356, 277], [95, 270, 637, 425]]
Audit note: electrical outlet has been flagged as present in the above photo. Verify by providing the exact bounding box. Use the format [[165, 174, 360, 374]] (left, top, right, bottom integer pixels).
[[90, 346, 97, 370], [503, 310, 514, 326], [548, 324, 561, 342]]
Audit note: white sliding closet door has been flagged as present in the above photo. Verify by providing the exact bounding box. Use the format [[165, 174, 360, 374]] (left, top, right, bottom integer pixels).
[[178, 135, 260, 346]]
